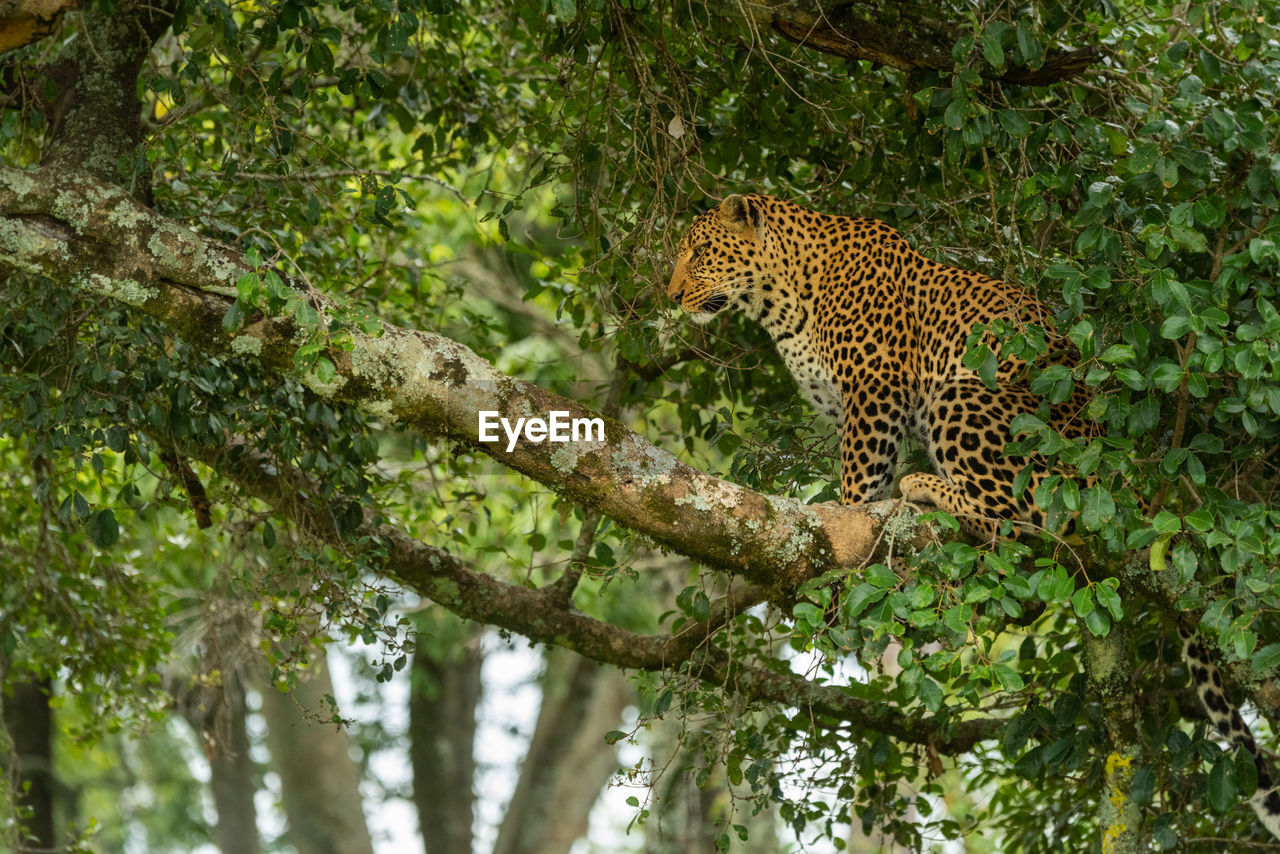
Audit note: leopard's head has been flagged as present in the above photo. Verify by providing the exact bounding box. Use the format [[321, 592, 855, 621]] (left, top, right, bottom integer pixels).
[[667, 194, 772, 323]]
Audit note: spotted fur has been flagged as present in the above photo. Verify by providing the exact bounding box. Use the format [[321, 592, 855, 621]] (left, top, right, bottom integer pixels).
[[1182, 629, 1280, 837], [667, 193, 1090, 539], [667, 193, 1280, 837]]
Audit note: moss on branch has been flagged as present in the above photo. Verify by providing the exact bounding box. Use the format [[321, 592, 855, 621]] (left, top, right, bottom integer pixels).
[[0, 163, 940, 598]]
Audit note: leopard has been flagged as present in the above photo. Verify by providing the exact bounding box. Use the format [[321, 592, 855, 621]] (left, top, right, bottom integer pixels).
[[666, 192, 1088, 537], [665, 192, 1280, 840]]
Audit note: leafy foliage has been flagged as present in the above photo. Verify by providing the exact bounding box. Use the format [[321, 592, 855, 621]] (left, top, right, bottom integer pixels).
[[4, 0, 1280, 850]]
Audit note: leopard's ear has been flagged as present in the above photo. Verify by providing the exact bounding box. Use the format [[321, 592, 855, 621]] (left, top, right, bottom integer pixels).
[[718, 194, 760, 236]]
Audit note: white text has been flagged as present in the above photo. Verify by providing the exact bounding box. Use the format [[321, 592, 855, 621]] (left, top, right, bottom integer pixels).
[[478, 410, 605, 452]]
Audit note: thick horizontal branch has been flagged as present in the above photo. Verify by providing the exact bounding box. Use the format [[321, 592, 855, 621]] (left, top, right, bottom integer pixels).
[[0, 0, 76, 55], [0, 164, 935, 599], [199, 434, 1001, 753], [730, 0, 1101, 85], [1, 160, 995, 749]]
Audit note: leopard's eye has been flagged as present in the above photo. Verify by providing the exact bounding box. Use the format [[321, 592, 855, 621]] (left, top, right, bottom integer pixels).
[[689, 243, 708, 263]]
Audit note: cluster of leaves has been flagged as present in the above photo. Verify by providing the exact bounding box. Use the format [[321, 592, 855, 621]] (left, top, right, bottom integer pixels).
[[619, 0, 1280, 848], [6, 0, 1280, 849]]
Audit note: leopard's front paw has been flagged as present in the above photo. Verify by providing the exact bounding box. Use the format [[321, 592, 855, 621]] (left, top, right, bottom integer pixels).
[[898, 472, 946, 509]]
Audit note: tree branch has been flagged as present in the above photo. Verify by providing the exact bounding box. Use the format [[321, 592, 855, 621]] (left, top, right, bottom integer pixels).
[[0, 163, 938, 600], [195, 434, 1001, 753], [0, 161, 1006, 750], [39, 0, 177, 184], [730, 0, 1102, 85]]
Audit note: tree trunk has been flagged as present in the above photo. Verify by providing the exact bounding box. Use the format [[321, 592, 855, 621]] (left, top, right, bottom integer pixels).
[[2, 677, 56, 849], [207, 678, 260, 854], [409, 620, 483, 854], [175, 661, 260, 854], [492, 647, 631, 854], [260, 651, 375, 854], [1083, 628, 1148, 853]]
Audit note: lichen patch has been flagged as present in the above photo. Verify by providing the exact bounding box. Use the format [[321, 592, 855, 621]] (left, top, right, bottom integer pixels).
[[230, 335, 262, 356]]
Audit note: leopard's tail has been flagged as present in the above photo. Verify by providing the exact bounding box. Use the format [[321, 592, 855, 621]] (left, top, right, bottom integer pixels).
[[1181, 627, 1280, 838]]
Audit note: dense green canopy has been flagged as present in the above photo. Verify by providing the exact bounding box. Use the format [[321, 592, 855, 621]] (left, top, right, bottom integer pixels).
[[3, 0, 1280, 851]]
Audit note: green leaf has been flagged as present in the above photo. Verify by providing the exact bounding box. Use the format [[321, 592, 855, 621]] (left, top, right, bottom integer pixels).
[[843, 583, 885, 620], [1084, 608, 1111, 636], [1249, 238, 1275, 264], [944, 94, 968, 130], [1208, 754, 1237, 813], [1131, 765, 1155, 806], [792, 602, 824, 627], [654, 689, 673, 716], [1154, 155, 1179, 188], [1001, 713, 1036, 756], [919, 676, 943, 712], [306, 39, 335, 74], [87, 508, 119, 548], [992, 663, 1025, 692], [1170, 224, 1208, 253], [375, 184, 397, 217], [72, 491, 91, 520], [1162, 313, 1187, 340], [998, 109, 1030, 138], [1014, 744, 1045, 778], [1184, 506, 1214, 532], [1153, 510, 1181, 534], [982, 35, 1005, 69], [222, 300, 244, 331], [1153, 814, 1177, 849], [1099, 343, 1136, 364], [1128, 397, 1160, 435], [1081, 486, 1115, 530], [1236, 748, 1259, 798], [314, 356, 336, 384], [691, 590, 710, 621], [1251, 643, 1280, 674], [1015, 18, 1041, 66], [1071, 586, 1095, 618], [1096, 583, 1124, 620], [865, 564, 899, 589]]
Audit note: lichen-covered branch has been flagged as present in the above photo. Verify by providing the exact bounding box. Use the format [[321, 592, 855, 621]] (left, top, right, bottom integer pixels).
[[195, 434, 1001, 753], [38, 0, 177, 183], [0, 163, 934, 598]]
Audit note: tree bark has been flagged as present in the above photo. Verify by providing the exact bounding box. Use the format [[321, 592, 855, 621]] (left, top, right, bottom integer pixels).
[[537, 665, 631, 854], [493, 647, 631, 854], [184, 435, 1002, 751], [260, 651, 376, 854], [0, 163, 929, 600], [173, 629, 262, 854], [1082, 627, 1149, 853], [0, 0, 77, 55], [39, 0, 175, 183], [410, 620, 483, 854], [206, 682, 260, 854], [2, 677, 56, 850]]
